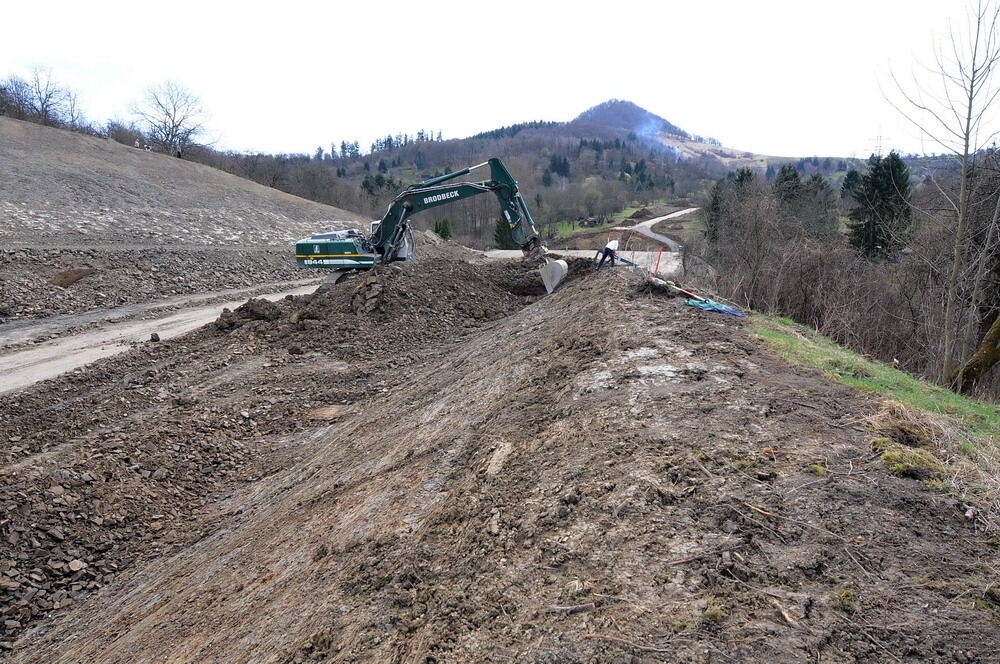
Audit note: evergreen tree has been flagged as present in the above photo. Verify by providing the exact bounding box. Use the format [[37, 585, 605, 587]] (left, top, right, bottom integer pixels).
[[733, 167, 755, 189], [541, 168, 552, 187], [772, 164, 802, 203], [848, 152, 911, 258], [493, 218, 518, 249], [705, 179, 726, 245], [840, 169, 862, 200], [434, 217, 453, 239], [800, 174, 838, 236]]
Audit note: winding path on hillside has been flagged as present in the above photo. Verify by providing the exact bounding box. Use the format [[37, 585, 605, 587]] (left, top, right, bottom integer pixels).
[[614, 206, 699, 251]]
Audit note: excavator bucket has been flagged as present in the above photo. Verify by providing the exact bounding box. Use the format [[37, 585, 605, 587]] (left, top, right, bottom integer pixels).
[[539, 258, 568, 294]]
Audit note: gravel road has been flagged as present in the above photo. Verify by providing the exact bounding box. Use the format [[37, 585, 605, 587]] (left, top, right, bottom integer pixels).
[[0, 281, 321, 394]]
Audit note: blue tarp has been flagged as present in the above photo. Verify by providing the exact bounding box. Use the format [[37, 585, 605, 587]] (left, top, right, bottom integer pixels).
[[685, 298, 747, 318]]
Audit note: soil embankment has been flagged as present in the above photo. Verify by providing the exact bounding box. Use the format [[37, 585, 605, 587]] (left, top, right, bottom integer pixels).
[[2, 246, 997, 663]]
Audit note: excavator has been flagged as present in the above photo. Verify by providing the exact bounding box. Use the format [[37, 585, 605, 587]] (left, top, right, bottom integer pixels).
[[294, 158, 568, 293]]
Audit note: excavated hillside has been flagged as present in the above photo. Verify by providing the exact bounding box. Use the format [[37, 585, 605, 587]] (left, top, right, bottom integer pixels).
[[2, 245, 998, 663], [0, 117, 363, 246], [0, 117, 365, 319]]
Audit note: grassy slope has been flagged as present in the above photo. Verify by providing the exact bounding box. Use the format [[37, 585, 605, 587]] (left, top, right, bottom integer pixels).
[[751, 316, 1000, 439], [752, 315, 1000, 515]]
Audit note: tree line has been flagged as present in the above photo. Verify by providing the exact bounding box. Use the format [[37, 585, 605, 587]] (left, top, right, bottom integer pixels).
[[698, 1, 1000, 398]]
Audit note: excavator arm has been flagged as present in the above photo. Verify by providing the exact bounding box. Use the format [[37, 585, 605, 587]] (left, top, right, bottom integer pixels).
[[369, 158, 547, 264]]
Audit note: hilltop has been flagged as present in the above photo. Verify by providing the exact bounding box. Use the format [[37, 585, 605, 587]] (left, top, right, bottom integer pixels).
[[571, 98, 691, 139]]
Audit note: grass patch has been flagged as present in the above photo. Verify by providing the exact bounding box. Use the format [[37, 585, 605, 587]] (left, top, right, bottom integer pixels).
[[701, 600, 727, 624], [750, 316, 1000, 440], [549, 219, 619, 238], [651, 210, 706, 243], [832, 589, 858, 614], [752, 315, 1000, 519]]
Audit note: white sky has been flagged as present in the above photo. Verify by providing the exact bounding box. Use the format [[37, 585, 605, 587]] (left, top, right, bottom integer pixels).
[[0, 0, 973, 158]]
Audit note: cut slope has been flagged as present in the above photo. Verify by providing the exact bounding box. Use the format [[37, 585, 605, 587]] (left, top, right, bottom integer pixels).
[[5, 254, 998, 662], [0, 117, 365, 245]]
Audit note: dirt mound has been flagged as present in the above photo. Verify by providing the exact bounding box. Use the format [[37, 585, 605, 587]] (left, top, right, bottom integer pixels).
[[627, 206, 655, 221], [0, 247, 573, 645], [2, 251, 999, 662], [210, 245, 576, 358]]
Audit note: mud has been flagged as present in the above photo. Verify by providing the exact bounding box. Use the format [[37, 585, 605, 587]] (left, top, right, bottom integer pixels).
[[1, 248, 998, 663]]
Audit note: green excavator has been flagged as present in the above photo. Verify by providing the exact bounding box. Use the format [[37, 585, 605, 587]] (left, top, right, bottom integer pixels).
[[294, 158, 568, 293]]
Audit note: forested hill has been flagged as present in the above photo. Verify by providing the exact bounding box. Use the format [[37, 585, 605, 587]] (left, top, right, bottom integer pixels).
[[570, 99, 691, 138], [187, 100, 855, 243]]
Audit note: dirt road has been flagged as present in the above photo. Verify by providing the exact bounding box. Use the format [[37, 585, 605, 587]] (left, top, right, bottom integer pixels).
[[614, 206, 699, 251], [484, 248, 682, 275], [0, 281, 320, 394]]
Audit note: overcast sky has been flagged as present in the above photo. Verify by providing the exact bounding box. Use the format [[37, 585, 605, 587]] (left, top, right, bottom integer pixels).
[[1, 1, 973, 158]]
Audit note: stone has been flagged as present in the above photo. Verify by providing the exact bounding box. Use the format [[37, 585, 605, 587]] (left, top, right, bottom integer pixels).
[[67, 560, 86, 572], [487, 509, 501, 536]]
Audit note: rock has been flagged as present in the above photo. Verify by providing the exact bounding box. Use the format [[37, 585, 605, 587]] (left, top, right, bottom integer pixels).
[[149, 332, 160, 342], [560, 490, 581, 505], [487, 509, 501, 536], [215, 309, 240, 331], [235, 298, 282, 322], [288, 345, 304, 355], [151, 468, 167, 480], [67, 560, 87, 572]]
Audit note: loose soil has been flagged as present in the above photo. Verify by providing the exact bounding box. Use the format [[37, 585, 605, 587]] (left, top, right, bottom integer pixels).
[[0, 246, 313, 320], [2, 245, 997, 663]]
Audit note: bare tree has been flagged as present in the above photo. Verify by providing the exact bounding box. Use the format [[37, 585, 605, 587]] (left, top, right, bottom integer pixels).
[[64, 90, 84, 128], [132, 81, 204, 155], [1, 68, 72, 124], [0, 75, 32, 119], [889, 0, 1000, 382], [27, 67, 70, 125]]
